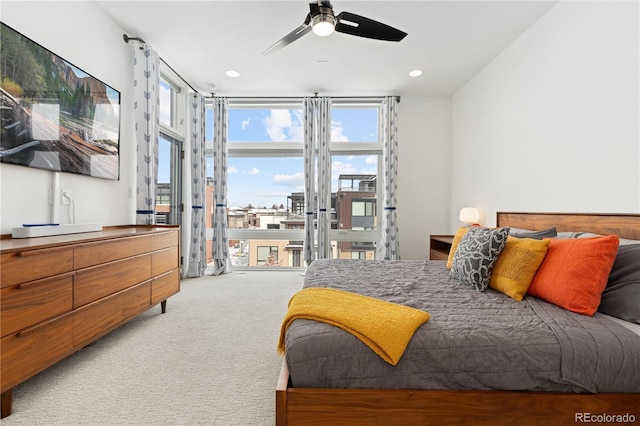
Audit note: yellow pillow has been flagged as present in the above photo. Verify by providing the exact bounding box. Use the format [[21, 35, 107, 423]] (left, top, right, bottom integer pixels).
[[446, 227, 469, 269], [489, 236, 550, 301]]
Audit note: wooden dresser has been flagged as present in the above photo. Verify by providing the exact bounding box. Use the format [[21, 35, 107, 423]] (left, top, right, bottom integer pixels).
[[429, 235, 454, 260], [0, 225, 180, 418]]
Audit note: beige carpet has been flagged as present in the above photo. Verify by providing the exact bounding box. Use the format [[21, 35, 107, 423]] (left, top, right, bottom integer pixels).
[[3, 270, 303, 426]]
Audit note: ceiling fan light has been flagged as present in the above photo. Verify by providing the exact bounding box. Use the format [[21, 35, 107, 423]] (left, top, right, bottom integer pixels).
[[313, 21, 335, 36], [311, 10, 336, 37]]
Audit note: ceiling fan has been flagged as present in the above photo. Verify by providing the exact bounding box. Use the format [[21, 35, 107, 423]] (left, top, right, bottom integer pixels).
[[262, 0, 407, 55]]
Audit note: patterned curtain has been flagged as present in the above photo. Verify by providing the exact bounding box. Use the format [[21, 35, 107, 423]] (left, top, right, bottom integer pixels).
[[132, 43, 159, 225], [209, 97, 231, 275], [316, 97, 332, 259], [376, 96, 400, 260], [185, 93, 207, 277], [302, 97, 316, 266]]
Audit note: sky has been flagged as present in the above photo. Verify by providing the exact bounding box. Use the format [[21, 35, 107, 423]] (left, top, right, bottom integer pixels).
[[157, 84, 380, 210], [221, 107, 379, 209]]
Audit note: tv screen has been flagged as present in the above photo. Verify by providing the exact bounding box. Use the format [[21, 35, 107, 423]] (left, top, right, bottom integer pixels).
[[0, 22, 120, 180]]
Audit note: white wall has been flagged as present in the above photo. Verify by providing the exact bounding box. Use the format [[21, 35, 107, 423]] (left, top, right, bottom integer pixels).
[[397, 97, 451, 259], [0, 1, 135, 234], [451, 1, 640, 228]]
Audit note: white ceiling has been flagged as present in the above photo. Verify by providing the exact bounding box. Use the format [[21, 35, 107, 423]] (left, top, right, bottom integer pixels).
[[95, 0, 558, 97]]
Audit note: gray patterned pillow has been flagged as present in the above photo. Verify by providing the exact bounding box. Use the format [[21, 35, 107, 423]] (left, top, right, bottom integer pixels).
[[450, 226, 510, 291]]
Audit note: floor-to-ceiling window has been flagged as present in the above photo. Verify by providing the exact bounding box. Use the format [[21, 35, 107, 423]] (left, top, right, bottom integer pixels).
[[205, 98, 383, 268], [226, 100, 304, 268], [329, 102, 382, 260]]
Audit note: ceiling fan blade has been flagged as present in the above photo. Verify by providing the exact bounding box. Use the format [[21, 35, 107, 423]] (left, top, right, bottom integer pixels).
[[262, 22, 313, 55], [335, 11, 407, 42]]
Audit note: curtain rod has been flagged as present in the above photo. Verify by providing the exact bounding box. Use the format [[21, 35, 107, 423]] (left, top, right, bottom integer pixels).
[[123, 34, 200, 94], [219, 95, 401, 102]]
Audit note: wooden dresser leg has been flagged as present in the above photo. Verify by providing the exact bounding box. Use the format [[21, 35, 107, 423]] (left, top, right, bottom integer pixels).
[[161, 300, 167, 314], [1, 389, 13, 418]]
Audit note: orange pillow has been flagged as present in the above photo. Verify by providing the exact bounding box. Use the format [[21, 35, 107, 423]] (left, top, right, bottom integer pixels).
[[527, 235, 619, 316]]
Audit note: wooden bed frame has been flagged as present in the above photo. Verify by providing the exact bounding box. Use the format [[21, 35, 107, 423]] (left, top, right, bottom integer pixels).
[[276, 212, 640, 425]]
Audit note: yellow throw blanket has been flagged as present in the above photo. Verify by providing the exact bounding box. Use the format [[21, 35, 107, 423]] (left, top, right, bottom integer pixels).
[[278, 287, 430, 366]]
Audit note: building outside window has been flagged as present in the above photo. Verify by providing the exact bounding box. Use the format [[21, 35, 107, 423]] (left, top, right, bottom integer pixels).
[[256, 245, 279, 266]]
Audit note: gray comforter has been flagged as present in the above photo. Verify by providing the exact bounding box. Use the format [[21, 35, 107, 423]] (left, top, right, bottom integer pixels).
[[284, 259, 640, 392]]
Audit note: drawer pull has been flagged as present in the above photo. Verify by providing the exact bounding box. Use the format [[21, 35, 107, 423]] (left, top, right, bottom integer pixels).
[[154, 269, 176, 280], [16, 250, 44, 258], [15, 247, 69, 257], [15, 313, 71, 336], [15, 271, 76, 289]]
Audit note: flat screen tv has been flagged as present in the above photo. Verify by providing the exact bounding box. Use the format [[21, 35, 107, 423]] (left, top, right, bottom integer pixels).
[[0, 22, 120, 180]]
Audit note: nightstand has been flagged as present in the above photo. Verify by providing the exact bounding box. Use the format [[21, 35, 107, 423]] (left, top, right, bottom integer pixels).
[[429, 235, 454, 260]]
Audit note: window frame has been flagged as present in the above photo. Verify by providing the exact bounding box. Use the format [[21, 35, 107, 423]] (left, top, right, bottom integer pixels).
[[157, 65, 187, 261], [159, 72, 186, 136]]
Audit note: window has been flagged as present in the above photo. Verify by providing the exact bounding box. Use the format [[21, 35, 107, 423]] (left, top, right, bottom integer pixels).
[[257, 245, 279, 266], [157, 72, 185, 227], [159, 76, 185, 132], [158, 79, 175, 128], [292, 250, 301, 267], [331, 107, 378, 142], [211, 100, 305, 269], [156, 134, 182, 225], [329, 100, 382, 261], [351, 200, 376, 230], [229, 107, 303, 142], [206, 98, 382, 268]]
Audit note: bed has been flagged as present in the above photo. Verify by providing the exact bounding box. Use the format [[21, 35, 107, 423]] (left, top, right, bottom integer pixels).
[[275, 212, 640, 425]]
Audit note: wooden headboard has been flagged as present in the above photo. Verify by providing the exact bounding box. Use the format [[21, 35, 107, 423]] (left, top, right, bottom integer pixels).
[[496, 212, 640, 240]]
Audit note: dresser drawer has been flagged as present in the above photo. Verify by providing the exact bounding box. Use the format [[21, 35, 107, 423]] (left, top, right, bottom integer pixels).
[[74, 254, 152, 308], [74, 235, 153, 269], [1, 274, 74, 338], [73, 282, 151, 346], [152, 229, 179, 251], [1, 315, 74, 393], [0, 247, 73, 288], [429, 250, 449, 261], [152, 246, 179, 276], [152, 269, 180, 305]]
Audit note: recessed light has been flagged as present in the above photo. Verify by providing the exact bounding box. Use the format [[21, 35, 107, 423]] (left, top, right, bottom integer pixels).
[[409, 69, 423, 77], [226, 69, 241, 78]]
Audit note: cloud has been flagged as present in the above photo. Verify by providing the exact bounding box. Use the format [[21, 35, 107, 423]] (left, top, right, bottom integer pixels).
[[365, 155, 378, 164], [228, 166, 238, 174], [273, 172, 304, 190], [264, 109, 292, 141], [331, 120, 349, 142], [241, 118, 250, 130], [331, 160, 358, 176], [263, 109, 304, 142], [243, 167, 260, 175]]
